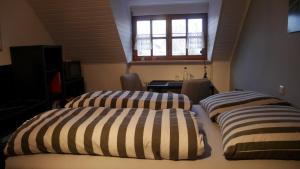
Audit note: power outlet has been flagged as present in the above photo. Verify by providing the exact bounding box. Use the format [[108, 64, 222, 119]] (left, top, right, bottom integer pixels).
[[279, 85, 286, 96]]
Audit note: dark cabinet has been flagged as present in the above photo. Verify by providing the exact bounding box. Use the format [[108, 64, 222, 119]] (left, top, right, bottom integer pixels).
[[0, 46, 86, 165], [0, 46, 88, 169], [10, 45, 64, 108], [10, 45, 85, 109]]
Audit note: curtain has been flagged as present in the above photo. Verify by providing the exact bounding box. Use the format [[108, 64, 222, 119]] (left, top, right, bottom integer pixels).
[[135, 34, 152, 52], [187, 32, 205, 54]]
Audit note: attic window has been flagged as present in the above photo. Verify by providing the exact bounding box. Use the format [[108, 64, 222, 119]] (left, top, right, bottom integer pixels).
[[132, 14, 207, 61]]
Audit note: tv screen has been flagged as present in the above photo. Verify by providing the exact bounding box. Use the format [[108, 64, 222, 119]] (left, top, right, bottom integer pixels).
[[288, 0, 300, 33]]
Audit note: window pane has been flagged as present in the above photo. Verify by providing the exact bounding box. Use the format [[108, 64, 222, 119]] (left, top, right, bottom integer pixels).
[[152, 20, 166, 37], [188, 19, 202, 33], [137, 20, 150, 35], [188, 18, 203, 55], [172, 19, 186, 37], [188, 48, 201, 55], [153, 39, 166, 56], [136, 20, 151, 56], [138, 49, 151, 56], [172, 38, 186, 55], [136, 36, 151, 56]]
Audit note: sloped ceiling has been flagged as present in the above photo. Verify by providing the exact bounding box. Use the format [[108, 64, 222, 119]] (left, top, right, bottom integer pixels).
[[211, 0, 251, 60], [110, 0, 132, 62], [27, 0, 127, 63], [207, 0, 223, 61]]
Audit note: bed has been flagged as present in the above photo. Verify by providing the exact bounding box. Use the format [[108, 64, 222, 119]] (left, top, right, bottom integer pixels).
[[5, 105, 300, 169]]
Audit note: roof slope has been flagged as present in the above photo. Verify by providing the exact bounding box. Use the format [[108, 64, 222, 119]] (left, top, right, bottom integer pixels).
[[209, 0, 251, 61], [28, 0, 127, 63]]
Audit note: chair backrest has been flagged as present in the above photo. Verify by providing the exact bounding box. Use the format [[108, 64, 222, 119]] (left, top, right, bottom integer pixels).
[[181, 79, 212, 104], [120, 73, 145, 91]]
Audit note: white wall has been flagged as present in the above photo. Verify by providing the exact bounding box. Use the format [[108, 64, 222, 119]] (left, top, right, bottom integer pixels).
[[82, 61, 230, 93], [131, 3, 208, 16], [82, 63, 128, 91], [0, 0, 54, 65], [211, 60, 230, 92]]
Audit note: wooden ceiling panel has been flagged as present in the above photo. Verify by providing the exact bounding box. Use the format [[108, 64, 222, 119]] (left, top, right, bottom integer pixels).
[[212, 0, 251, 60], [27, 0, 126, 63]]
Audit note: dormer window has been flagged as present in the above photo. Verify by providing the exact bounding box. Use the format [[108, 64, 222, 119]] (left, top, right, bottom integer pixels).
[[132, 14, 207, 61]]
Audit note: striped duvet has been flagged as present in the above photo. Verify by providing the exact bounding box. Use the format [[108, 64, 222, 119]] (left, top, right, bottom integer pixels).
[[200, 90, 289, 121], [5, 107, 204, 160], [217, 105, 300, 160], [65, 90, 191, 110]]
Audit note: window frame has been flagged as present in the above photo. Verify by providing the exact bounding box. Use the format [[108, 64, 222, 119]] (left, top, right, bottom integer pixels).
[[132, 13, 208, 61]]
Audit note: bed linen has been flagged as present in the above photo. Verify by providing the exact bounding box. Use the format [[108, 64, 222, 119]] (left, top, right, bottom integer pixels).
[[65, 90, 191, 110], [200, 90, 289, 121], [217, 105, 300, 160], [4, 107, 204, 160], [5, 105, 300, 169]]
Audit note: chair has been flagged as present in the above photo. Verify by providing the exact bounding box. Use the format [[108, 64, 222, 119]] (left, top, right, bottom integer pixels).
[[120, 73, 146, 91], [181, 79, 213, 104]]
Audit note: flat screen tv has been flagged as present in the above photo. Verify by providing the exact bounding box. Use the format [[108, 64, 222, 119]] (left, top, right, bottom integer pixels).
[[288, 0, 300, 33]]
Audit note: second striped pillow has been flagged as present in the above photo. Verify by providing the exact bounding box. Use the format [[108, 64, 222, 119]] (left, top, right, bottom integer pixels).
[[217, 105, 300, 160], [200, 90, 289, 121]]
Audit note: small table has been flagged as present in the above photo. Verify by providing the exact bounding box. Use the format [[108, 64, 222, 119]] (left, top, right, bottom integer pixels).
[[147, 80, 183, 93]]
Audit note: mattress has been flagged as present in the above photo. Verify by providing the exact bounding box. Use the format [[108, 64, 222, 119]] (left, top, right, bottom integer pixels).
[[5, 105, 300, 169]]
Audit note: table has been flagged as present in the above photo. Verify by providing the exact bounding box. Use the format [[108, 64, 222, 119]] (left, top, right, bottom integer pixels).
[[147, 80, 183, 93]]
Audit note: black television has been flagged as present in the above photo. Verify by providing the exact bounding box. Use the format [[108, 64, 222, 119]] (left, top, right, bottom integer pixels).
[[63, 61, 82, 81]]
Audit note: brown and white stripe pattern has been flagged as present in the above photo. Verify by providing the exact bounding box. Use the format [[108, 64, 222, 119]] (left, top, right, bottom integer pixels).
[[65, 90, 191, 111], [217, 105, 300, 160], [200, 90, 289, 121], [4, 107, 204, 160]]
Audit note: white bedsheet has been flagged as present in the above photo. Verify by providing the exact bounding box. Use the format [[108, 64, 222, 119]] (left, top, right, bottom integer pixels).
[[5, 105, 300, 169]]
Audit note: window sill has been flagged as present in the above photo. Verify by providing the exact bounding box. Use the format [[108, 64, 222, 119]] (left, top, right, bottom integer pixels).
[[129, 60, 210, 65]]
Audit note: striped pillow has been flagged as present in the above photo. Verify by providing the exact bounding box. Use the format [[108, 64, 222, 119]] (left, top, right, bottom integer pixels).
[[217, 105, 300, 160], [200, 90, 289, 121], [65, 90, 191, 110]]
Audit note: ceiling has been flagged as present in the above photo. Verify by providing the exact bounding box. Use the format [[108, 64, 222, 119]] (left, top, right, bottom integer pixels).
[[27, 0, 127, 63], [212, 0, 251, 60]]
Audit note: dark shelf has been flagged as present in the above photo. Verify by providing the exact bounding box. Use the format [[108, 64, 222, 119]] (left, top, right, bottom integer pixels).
[[46, 69, 58, 73], [10, 45, 64, 109], [64, 77, 83, 84]]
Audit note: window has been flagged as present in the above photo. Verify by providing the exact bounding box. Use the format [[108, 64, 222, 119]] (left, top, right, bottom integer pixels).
[[132, 14, 207, 61]]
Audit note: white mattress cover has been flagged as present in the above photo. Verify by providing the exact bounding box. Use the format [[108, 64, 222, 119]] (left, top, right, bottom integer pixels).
[[5, 105, 300, 169]]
